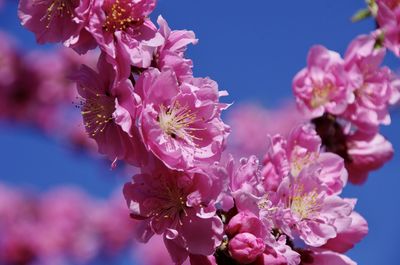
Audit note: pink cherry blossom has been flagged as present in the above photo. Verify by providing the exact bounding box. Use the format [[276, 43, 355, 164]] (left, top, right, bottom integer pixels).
[[270, 169, 354, 247], [88, 0, 164, 75], [136, 68, 230, 171], [123, 156, 224, 262], [343, 33, 399, 134], [293, 45, 355, 118], [73, 54, 148, 166]]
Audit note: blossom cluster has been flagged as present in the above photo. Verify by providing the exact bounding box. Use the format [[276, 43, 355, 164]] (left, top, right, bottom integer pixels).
[[293, 33, 399, 184], [16, 0, 399, 264], [0, 183, 137, 265]]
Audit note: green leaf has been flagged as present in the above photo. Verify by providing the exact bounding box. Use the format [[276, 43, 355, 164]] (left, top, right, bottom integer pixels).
[[351, 8, 371, 22]]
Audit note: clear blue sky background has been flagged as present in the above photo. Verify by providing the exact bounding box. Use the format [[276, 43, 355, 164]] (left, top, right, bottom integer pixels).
[[1, 0, 399, 264]]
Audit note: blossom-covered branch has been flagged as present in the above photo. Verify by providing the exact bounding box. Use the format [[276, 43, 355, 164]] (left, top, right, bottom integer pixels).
[[15, 0, 400, 264]]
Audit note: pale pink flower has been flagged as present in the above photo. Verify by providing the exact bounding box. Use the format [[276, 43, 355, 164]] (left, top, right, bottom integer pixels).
[[73, 54, 148, 166], [343, 33, 398, 133], [123, 157, 224, 262], [293, 45, 355, 118], [136, 68, 230, 171], [88, 0, 164, 74], [346, 132, 394, 184], [18, 0, 95, 51], [155, 15, 198, 82], [376, 0, 400, 56], [270, 170, 354, 247]]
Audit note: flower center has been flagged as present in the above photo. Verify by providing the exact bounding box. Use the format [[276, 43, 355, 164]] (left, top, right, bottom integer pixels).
[[80, 91, 115, 137], [37, 0, 75, 28], [289, 185, 320, 220], [150, 183, 188, 224], [158, 101, 199, 144], [310, 83, 332, 109], [102, 0, 141, 32]]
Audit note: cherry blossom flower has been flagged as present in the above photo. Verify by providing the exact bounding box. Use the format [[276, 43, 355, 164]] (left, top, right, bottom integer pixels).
[[73, 54, 148, 166], [293, 45, 355, 118], [123, 156, 224, 263], [343, 33, 400, 134], [88, 0, 164, 75], [270, 170, 354, 247], [136, 68, 230, 171]]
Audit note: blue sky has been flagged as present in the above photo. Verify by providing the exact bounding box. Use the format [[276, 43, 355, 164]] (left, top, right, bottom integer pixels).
[[1, 0, 399, 264]]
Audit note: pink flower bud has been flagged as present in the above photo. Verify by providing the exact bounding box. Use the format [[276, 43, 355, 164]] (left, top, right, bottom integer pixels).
[[228, 233, 265, 264], [226, 211, 264, 238]]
